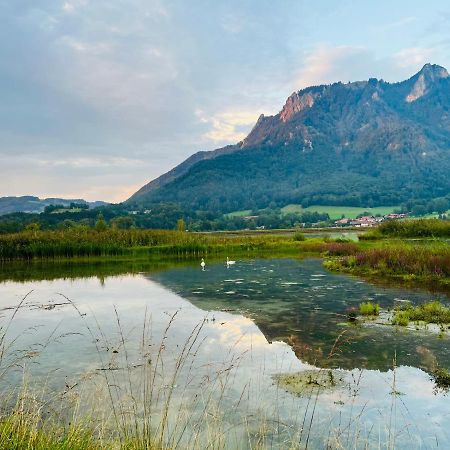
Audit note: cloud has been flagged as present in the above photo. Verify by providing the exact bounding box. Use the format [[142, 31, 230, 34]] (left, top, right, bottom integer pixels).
[[1, 1, 449, 201], [294, 45, 369, 89], [292, 44, 440, 92], [394, 47, 436, 69], [197, 109, 261, 144], [63, 0, 89, 13]]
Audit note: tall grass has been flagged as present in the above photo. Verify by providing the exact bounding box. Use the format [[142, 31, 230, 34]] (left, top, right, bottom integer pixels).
[[0, 297, 244, 449], [0, 229, 361, 261], [366, 218, 450, 239], [330, 243, 450, 279], [0, 228, 298, 260]]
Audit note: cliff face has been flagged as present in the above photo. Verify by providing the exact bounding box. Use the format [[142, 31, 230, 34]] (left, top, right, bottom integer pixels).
[[128, 64, 450, 212]]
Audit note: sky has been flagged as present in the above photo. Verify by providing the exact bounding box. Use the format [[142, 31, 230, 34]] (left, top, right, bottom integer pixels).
[[1, 0, 450, 202]]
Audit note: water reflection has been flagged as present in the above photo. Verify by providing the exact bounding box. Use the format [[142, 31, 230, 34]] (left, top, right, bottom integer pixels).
[[149, 258, 450, 371], [1, 258, 450, 448]]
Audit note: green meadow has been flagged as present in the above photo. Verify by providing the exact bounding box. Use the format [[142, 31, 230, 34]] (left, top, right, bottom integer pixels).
[[280, 204, 399, 220]]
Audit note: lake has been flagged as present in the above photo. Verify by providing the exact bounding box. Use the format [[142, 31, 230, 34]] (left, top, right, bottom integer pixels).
[[1, 256, 449, 448]]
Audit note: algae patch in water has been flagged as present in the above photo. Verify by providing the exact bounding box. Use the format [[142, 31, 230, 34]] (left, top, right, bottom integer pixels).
[[274, 369, 345, 396]]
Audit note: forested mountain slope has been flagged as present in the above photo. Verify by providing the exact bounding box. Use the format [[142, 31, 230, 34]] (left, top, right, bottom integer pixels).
[[129, 64, 450, 212]]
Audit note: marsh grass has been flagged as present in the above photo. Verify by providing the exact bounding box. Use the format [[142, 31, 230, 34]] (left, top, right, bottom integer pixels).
[[391, 311, 410, 327], [327, 242, 450, 288], [0, 392, 101, 450], [358, 302, 380, 316], [292, 231, 306, 241], [375, 219, 450, 238], [392, 301, 450, 326], [0, 228, 363, 263]]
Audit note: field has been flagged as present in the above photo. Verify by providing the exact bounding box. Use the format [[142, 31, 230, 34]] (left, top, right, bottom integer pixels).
[[280, 204, 399, 220], [224, 209, 252, 217]]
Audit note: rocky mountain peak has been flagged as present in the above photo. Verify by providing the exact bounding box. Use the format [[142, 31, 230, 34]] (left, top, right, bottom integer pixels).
[[280, 89, 319, 122], [419, 63, 449, 79], [406, 63, 449, 103]]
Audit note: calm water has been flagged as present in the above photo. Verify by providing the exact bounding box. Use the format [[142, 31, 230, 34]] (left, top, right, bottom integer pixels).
[[1, 257, 449, 448]]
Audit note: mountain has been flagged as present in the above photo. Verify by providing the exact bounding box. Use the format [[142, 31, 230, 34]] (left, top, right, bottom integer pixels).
[[128, 64, 450, 212], [0, 196, 108, 216]]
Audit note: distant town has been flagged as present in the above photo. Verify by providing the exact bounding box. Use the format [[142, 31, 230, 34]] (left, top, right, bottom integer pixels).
[[334, 213, 408, 227]]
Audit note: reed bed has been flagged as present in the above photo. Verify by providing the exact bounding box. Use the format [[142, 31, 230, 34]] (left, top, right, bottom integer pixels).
[[0, 229, 302, 260], [0, 229, 360, 261], [362, 218, 450, 239], [327, 242, 450, 281]]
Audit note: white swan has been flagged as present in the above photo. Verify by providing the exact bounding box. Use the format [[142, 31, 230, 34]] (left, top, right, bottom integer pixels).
[[226, 257, 236, 268], [201, 258, 206, 271]]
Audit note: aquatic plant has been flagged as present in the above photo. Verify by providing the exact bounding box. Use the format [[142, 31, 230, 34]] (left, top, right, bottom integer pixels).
[[358, 302, 380, 316], [393, 301, 450, 325], [392, 311, 410, 327], [0, 228, 304, 260], [0, 227, 365, 261], [346, 307, 358, 322]]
